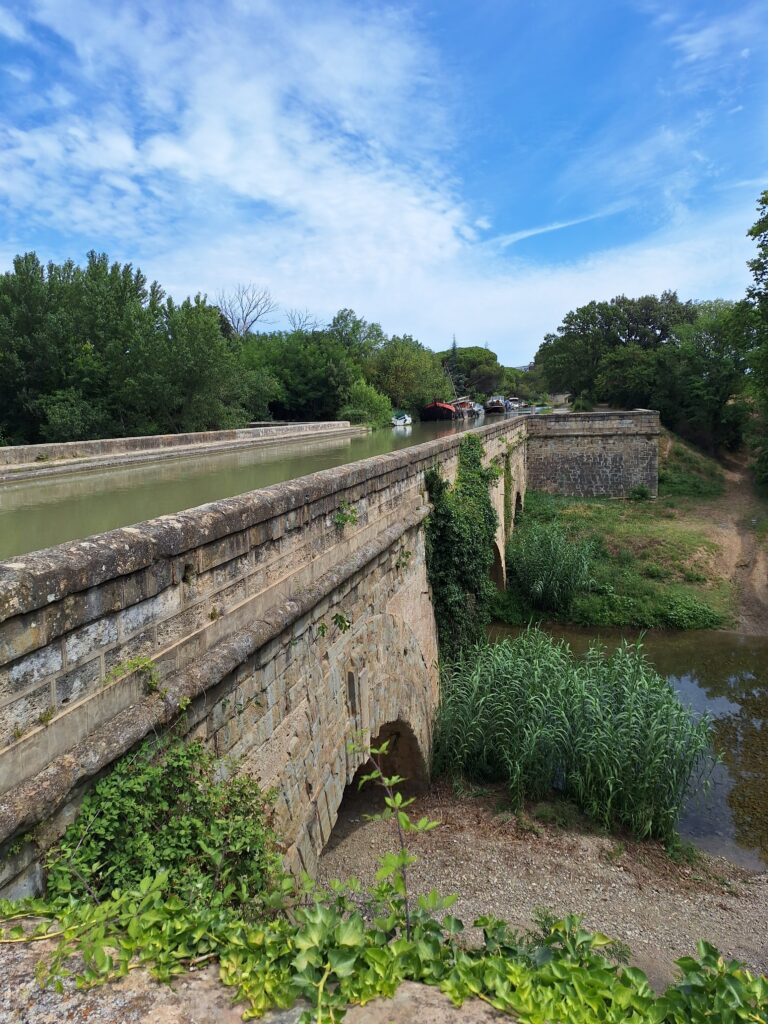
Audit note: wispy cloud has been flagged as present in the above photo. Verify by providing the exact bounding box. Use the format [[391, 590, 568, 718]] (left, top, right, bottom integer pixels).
[[0, 1, 763, 361], [491, 207, 626, 249], [0, 6, 28, 42]]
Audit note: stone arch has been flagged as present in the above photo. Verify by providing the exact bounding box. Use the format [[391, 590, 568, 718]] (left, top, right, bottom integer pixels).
[[369, 717, 429, 793], [285, 610, 436, 875], [490, 540, 506, 590]]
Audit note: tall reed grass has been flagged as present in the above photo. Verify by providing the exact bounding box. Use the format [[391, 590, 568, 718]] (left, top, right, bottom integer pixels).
[[433, 629, 714, 841], [506, 521, 593, 613]]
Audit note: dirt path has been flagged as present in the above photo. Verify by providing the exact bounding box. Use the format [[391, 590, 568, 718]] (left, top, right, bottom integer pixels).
[[318, 784, 768, 993], [674, 453, 768, 634]]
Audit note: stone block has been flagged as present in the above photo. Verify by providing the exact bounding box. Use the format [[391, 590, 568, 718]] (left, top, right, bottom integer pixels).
[[117, 586, 182, 640], [198, 530, 250, 573], [1, 682, 53, 749], [0, 644, 62, 704], [64, 616, 117, 666], [56, 658, 102, 706]]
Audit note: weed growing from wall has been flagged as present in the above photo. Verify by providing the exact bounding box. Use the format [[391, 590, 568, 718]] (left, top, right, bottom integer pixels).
[[425, 433, 499, 660]]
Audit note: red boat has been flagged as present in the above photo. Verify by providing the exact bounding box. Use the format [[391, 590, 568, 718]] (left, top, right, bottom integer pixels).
[[421, 401, 459, 421]]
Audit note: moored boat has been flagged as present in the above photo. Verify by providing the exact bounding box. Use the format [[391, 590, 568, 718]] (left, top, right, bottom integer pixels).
[[421, 401, 459, 421], [454, 396, 480, 418], [391, 412, 413, 426], [484, 395, 506, 414]]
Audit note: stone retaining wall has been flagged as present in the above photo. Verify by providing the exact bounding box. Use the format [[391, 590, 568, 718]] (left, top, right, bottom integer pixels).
[[526, 411, 660, 497]]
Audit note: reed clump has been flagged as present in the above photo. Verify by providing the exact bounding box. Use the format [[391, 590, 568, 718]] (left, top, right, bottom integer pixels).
[[433, 628, 714, 841], [506, 520, 594, 613]]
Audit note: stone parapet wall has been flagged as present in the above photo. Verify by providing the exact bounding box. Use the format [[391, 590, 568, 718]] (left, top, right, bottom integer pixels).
[[0, 416, 526, 896], [526, 411, 660, 497], [0, 422, 355, 469]]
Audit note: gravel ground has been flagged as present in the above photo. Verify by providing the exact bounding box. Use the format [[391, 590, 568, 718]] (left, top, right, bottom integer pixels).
[[2, 782, 766, 1022], [318, 782, 768, 992]]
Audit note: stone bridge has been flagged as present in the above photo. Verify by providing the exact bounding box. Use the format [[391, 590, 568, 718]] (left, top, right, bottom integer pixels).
[[0, 412, 659, 896]]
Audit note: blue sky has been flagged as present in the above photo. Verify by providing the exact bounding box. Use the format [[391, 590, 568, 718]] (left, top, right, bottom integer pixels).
[[0, 1, 765, 362]]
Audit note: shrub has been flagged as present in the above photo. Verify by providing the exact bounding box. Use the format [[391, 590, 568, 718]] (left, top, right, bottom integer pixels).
[[629, 484, 651, 501], [506, 521, 593, 613], [337, 379, 392, 428], [45, 739, 283, 912], [434, 629, 714, 840]]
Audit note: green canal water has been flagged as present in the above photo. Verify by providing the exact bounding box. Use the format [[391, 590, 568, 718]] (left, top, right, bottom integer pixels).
[[0, 421, 471, 561], [492, 624, 768, 870]]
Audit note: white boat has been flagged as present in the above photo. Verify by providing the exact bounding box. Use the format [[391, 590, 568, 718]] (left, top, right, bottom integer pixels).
[[391, 412, 413, 426]]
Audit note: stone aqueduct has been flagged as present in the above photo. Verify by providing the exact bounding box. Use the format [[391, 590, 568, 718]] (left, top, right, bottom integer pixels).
[[0, 412, 659, 897]]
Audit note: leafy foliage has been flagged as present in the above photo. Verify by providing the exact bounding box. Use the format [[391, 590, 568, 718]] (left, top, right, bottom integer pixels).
[[434, 630, 714, 841], [45, 739, 283, 912], [366, 333, 452, 412], [534, 291, 759, 453], [0, 252, 275, 443], [1, 733, 765, 1021], [337, 379, 392, 428], [425, 433, 499, 659]]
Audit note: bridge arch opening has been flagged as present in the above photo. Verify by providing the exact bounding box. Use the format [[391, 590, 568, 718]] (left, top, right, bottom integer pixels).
[[514, 491, 523, 519], [321, 718, 429, 860], [490, 541, 505, 591]]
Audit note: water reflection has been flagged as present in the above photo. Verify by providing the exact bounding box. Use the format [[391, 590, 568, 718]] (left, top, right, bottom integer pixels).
[[491, 624, 768, 869]]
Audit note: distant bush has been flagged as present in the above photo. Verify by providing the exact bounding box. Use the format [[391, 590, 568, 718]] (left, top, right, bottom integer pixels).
[[337, 379, 392, 428], [506, 521, 593, 613], [434, 630, 714, 840], [629, 484, 651, 501], [571, 394, 594, 412]]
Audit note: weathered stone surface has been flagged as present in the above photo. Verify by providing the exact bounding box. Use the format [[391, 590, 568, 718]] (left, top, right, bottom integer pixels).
[[0, 413, 658, 896], [527, 411, 659, 497]]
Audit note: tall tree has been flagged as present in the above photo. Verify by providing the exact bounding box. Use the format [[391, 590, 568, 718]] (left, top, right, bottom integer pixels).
[[746, 189, 768, 481]]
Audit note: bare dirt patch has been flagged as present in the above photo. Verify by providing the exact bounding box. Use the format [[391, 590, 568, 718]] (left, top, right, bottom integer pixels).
[[674, 453, 768, 634], [318, 782, 768, 993]]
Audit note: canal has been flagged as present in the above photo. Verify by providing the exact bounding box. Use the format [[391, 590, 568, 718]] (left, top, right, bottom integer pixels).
[[0, 420, 473, 560]]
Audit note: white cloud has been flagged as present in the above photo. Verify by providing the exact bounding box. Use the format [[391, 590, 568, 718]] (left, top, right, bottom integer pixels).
[[0, 6, 28, 41], [0, 1, 762, 364]]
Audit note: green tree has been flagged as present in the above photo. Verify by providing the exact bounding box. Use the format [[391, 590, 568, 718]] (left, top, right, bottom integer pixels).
[[366, 334, 450, 411], [0, 251, 264, 443], [746, 189, 768, 482], [534, 292, 697, 397], [437, 344, 503, 398], [337, 378, 392, 427]]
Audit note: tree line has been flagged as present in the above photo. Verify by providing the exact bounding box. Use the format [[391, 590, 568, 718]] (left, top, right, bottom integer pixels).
[[0, 253, 531, 445], [531, 191, 768, 481]]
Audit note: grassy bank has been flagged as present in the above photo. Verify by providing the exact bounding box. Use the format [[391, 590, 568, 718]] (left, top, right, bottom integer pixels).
[[493, 433, 734, 630]]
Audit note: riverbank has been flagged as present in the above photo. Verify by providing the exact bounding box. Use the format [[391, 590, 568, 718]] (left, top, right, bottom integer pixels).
[[495, 433, 768, 635], [318, 781, 768, 994]]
